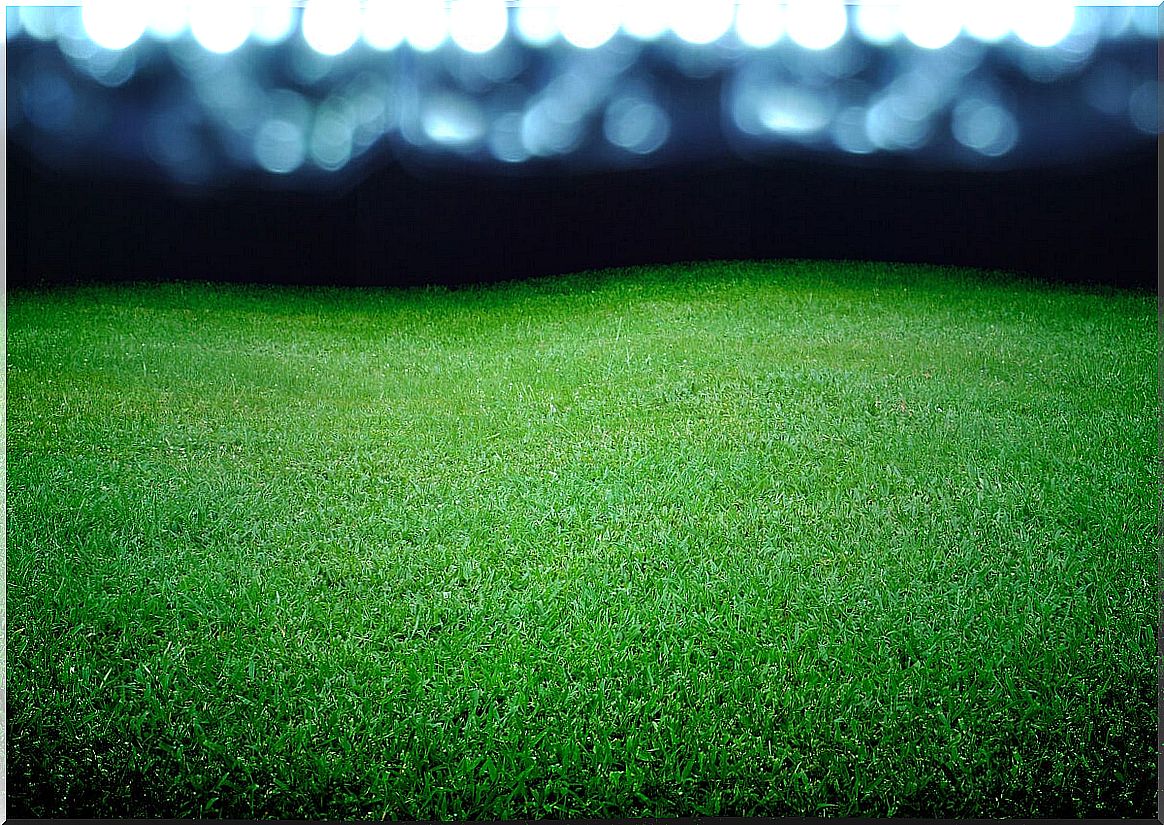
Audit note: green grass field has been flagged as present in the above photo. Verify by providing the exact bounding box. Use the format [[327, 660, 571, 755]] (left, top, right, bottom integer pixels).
[[5, 260, 1158, 818]]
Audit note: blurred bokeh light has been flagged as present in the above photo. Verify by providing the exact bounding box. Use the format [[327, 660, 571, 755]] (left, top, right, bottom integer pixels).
[[5, 2, 1159, 188]]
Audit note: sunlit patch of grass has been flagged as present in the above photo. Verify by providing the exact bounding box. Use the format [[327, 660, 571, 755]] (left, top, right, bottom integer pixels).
[[5, 261, 1157, 818]]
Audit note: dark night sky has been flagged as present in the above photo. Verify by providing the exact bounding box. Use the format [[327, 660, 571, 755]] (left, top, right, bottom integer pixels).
[[5, 139, 1157, 290]]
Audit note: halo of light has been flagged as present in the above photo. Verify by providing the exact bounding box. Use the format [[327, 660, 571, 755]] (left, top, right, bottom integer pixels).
[[146, 0, 187, 41], [310, 108, 354, 170], [831, 106, 874, 154], [1011, 2, 1076, 48], [253, 0, 295, 45], [488, 111, 530, 163], [604, 96, 669, 154], [82, 0, 147, 51], [559, 0, 621, 49], [756, 85, 831, 134], [671, 0, 734, 46], [621, 0, 669, 41], [403, 0, 448, 52], [785, 0, 847, 51], [1130, 7, 1158, 39], [735, 0, 784, 48], [449, 0, 508, 54], [961, 0, 1010, 43], [421, 93, 485, 145], [19, 6, 58, 41], [900, 1, 961, 50], [84, 46, 137, 87], [865, 98, 931, 150], [854, 4, 900, 45], [521, 101, 580, 156], [951, 98, 1018, 156], [302, 0, 361, 56], [515, 5, 558, 46], [363, 0, 405, 50], [254, 118, 307, 173], [189, 1, 252, 54]]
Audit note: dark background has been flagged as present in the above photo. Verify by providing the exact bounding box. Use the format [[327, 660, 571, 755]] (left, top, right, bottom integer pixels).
[[6, 139, 1157, 290]]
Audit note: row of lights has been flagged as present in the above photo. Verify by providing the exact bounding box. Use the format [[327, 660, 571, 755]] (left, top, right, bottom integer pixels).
[[70, 0, 1098, 57]]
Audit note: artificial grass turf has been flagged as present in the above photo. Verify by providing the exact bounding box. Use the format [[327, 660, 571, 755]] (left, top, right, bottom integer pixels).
[[4, 260, 1157, 818]]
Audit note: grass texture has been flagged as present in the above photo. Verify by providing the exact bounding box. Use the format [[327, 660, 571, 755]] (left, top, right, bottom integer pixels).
[[5, 261, 1158, 818]]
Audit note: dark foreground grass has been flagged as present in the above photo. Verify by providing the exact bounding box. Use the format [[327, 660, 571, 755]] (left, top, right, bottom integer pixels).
[[5, 261, 1158, 818]]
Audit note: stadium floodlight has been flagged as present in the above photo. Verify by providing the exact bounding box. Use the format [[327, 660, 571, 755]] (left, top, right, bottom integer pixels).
[[785, 0, 847, 51], [671, 0, 736, 46], [189, 0, 252, 54], [899, 1, 962, 50], [558, 0, 621, 49], [302, 0, 362, 56], [81, 0, 148, 51], [735, 0, 786, 49], [449, 0, 509, 54]]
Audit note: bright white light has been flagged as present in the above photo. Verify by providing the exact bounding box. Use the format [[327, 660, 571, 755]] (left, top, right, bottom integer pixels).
[[421, 93, 485, 145], [900, 1, 961, 49], [19, 6, 58, 41], [302, 0, 361, 56], [951, 98, 1017, 156], [254, 118, 306, 173], [253, 0, 295, 45], [449, 0, 508, 54], [604, 96, 669, 154], [785, 0, 847, 51], [756, 86, 830, 134], [961, 0, 1010, 43], [146, 0, 187, 41], [82, 0, 148, 51], [363, 0, 404, 50], [403, 0, 448, 52], [671, 0, 734, 45], [559, 0, 620, 49], [189, 1, 252, 54], [1011, 2, 1076, 48], [735, 0, 784, 49], [854, 4, 900, 45], [621, 0, 669, 41], [515, 5, 557, 46]]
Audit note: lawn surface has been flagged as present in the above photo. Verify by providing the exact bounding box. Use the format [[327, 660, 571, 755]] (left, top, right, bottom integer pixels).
[[5, 261, 1158, 818]]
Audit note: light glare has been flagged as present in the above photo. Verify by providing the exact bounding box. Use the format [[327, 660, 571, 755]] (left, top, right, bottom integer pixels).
[[189, 1, 252, 54], [449, 0, 509, 54], [1012, 2, 1076, 48], [559, 0, 620, 49], [621, 0, 669, 41], [735, 0, 785, 49], [671, 0, 735, 46], [900, 1, 962, 50], [302, 0, 362, 56], [403, 0, 448, 52], [363, 0, 405, 50], [785, 0, 847, 51], [82, 0, 147, 51]]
